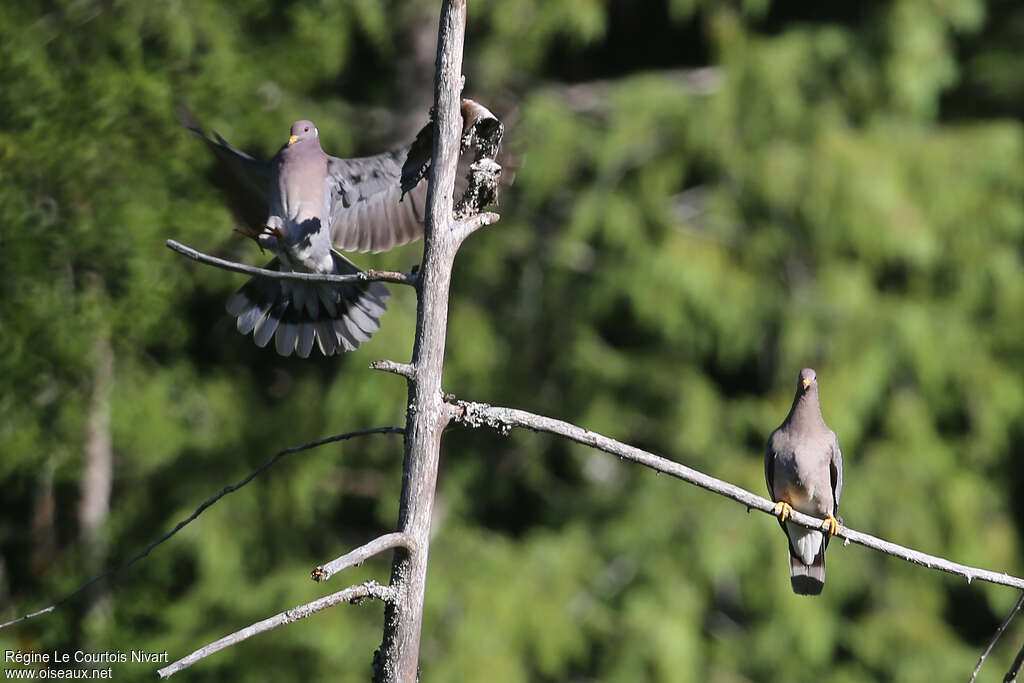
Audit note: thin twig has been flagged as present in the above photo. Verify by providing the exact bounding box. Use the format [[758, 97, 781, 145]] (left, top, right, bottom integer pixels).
[[971, 592, 1024, 682], [369, 359, 416, 379], [312, 532, 414, 582], [451, 399, 1024, 592], [157, 580, 395, 678], [166, 240, 420, 286], [454, 211, 500, 242], [0, 427, 402, 631]]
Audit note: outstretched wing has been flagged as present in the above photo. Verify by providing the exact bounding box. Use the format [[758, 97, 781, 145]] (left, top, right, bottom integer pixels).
[[325, 150, 427, 254], [184, 123, 272, 207], [183, 114, 274, 233]]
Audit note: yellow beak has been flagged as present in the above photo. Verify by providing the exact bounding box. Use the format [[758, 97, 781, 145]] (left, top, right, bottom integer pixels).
[[801, 378, 812, 389], [288, 135, 299, 145]]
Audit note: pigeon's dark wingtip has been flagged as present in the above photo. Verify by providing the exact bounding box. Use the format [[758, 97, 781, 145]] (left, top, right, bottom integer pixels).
[[175, 103, 205, 136]]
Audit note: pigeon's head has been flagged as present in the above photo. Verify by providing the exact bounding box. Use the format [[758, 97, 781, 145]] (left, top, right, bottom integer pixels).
[[798, 368, 817, 392], [287, 120, 319, 146]]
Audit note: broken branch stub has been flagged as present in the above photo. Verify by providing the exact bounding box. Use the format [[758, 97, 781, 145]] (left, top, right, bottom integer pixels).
[[401, 97, 506, 217]]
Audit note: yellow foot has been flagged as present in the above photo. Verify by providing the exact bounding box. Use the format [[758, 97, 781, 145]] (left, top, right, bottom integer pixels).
[[821, 514, 839, 536], [772, 501, 794, 523]]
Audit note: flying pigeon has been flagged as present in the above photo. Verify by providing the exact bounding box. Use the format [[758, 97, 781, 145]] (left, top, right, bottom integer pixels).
[[187, 118, 428, 357]]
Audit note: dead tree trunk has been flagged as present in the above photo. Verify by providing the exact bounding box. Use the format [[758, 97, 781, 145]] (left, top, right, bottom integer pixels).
[[375, 2, 478, 680]]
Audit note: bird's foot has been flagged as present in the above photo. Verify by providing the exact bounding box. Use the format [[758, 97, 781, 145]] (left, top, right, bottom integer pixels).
[[821, 514, 840, 536], [772, 501, 794, 523], [249, 224, 286, 253], [258, 225, 285, 244]]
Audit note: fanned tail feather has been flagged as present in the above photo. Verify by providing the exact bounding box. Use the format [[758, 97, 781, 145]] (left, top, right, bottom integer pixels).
[[226, 255, 390, 357]]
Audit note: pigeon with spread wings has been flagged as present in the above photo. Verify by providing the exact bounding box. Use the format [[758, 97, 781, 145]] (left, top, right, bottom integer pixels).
[[186, 118, 429, 358]]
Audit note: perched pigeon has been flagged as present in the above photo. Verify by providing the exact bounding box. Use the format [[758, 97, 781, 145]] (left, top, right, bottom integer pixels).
[[765, 368, 844, 595], [187, 119, 428, 357]]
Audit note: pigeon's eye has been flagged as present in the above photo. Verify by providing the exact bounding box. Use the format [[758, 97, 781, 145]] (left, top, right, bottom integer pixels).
[[304, 126, 310, 132]]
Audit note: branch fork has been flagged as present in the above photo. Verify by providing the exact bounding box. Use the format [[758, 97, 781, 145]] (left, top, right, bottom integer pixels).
[[156, 580, 395, 679], [370, 360, 416, 379], [312, 533, 415, 583]]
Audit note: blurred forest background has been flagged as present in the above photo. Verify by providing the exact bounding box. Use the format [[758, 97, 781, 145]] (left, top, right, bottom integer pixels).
[[3, 0, 1024, 681]]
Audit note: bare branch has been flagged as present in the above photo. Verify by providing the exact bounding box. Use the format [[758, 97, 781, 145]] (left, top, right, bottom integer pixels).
[[971, 591, 1024, 682], [166, 240, 419, 286], [312, 533, 414, 583], [455, 211, 500, 242], [157, 580, 395, 679], [451, 399, 1024, 592], [0, 426, 402, 631], [370, 359, 416, 379]]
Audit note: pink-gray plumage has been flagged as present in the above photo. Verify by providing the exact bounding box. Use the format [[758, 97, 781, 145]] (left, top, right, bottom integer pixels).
[[187, 118, 427, 357], [765, 368, 844, 595]]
